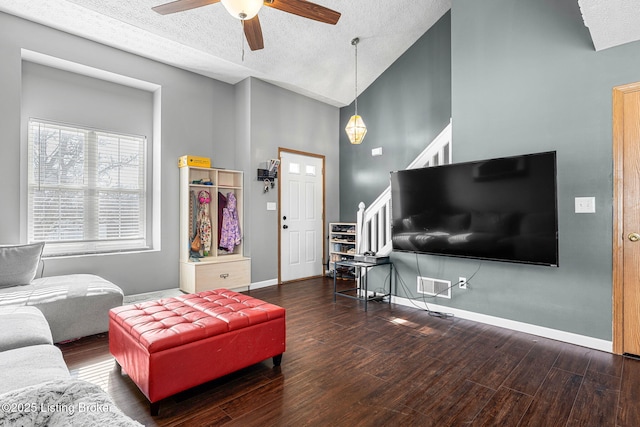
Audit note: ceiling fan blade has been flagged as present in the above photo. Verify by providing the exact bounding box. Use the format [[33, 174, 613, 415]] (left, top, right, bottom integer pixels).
[[244, 16, 265, 51], [265, 0, 341, 25], [152, 0, 220, 15]]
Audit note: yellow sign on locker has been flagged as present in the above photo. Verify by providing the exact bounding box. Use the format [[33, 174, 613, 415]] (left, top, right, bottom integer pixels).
[[178, 155, 211, 168]]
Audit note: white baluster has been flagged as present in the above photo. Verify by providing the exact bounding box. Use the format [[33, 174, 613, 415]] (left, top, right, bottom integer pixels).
[[356, 120, 453, 258], [356, 202, 365, 254]]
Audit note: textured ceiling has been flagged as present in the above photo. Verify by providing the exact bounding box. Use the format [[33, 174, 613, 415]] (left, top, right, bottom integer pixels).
[[0, 1, 638, 107], [578, 0, 640, 51], [578, 0, 640, 50], [0, 0, 451, 107]]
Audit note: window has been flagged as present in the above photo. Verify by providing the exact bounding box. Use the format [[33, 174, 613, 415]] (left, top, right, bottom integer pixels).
[[289, 163, 300, 174], [28, 119, 147, 256]]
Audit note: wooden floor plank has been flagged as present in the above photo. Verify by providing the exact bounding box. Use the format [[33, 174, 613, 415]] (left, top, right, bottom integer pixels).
[[588, 348, 624, 377], [467, 350, 522, 390], [56, 277, 632, 426], [500, 339, 563, 396], [567, 370, 620, 427], [470, 386, 533, 426], [617, 357, 640, 427], [518, 367, 583, 426], [553, 342, 593, 375], [427, 379, 496, 426]]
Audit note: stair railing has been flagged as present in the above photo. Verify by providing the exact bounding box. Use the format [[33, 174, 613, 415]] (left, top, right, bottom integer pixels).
[[356, 119, 452, 256]]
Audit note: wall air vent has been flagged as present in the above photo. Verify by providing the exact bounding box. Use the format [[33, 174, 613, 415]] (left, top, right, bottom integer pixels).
[[417, 276, 451, 299]]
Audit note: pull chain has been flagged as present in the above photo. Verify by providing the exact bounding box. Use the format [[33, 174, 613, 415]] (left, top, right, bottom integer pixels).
[[241, 19, 245, 62]]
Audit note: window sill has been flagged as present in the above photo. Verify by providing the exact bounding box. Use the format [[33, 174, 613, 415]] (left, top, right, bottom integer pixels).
[[42, 247, 158, 260]]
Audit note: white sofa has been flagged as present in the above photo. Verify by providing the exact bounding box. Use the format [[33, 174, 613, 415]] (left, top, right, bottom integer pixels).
[[0, 244, 138, 424], [0, 307, 68, 393], [0, 243, 124, 343], [0, 306, 140, 426], [0, 274, 124, 343]]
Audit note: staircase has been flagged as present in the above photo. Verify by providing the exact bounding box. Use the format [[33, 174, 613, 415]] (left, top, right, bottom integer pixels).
[[356, 119, 452, 256]]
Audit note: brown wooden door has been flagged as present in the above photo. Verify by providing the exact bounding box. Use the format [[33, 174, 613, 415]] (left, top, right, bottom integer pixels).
[[613, 82, 640, 355]]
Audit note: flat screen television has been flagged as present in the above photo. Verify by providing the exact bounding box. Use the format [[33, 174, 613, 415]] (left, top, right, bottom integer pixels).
[[390, 151, 558, 266]]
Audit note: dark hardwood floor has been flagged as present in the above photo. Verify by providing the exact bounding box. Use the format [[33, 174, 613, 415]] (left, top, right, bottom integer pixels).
[[58, 277, 640, 426]]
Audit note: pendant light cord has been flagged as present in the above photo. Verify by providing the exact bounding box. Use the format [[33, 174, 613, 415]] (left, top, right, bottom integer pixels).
[[353, 37, 359, 117], [346, 37, 367, 144]]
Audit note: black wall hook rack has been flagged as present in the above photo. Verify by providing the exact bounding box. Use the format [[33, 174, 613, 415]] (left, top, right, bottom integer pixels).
[[257, 168, 277, 182]]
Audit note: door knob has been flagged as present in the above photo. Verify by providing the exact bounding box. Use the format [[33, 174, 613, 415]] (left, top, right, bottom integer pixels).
[[629, 232, 640, 242], [283, 225, 288, 229], [283, 216, 287, 220]]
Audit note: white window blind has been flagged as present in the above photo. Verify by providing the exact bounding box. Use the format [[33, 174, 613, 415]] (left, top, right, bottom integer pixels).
[[28, 119, 147, 256]]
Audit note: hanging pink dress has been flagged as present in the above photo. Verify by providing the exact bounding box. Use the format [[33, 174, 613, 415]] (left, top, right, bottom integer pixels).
[[197, 190, 212, 256], [219, 192, 241, 252]]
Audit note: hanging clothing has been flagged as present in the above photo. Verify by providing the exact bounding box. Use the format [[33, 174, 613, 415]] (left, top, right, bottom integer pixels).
[[217, 192, 227, 248], [197, 190, 212, 256], [190, 191, 202, 255], [219, 192, 241, 252]]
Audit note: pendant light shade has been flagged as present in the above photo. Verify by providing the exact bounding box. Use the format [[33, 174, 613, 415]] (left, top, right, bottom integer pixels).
[[345, 115, 367, 145], [221, 0, 263, 20], [346, 37, 367, 145]]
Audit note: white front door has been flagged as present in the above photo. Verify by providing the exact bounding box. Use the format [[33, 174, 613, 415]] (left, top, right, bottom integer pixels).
[[279, 151, 324, 282]]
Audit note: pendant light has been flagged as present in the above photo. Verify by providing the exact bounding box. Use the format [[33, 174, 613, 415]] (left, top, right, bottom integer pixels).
[[221, 0, 263, 20], [345, 37, 367, 145]]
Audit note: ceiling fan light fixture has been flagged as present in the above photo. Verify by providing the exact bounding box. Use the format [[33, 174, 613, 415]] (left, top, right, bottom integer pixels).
[[221, 0, 263, 20]]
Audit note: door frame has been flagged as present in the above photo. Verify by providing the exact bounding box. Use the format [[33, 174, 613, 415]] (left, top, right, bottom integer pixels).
[[277, 147, 326, 284], [612, 81, 640, 354]]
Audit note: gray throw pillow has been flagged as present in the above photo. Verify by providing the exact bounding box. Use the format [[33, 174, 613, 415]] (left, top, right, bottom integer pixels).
[[0, 242, 45, 288]]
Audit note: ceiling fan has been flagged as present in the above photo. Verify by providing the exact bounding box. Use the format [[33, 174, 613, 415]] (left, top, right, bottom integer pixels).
[[152, 0, 341, 51]]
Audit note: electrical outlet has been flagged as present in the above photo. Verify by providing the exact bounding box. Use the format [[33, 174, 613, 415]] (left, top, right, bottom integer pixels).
[[459, 277, 467, 289]]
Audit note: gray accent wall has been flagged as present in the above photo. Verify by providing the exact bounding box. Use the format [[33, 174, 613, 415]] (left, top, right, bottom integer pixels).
[[339, 0, 640, 341], [448, 0, 631, 340], [452, 0, 640, 340], [339, 12, 452, 221]]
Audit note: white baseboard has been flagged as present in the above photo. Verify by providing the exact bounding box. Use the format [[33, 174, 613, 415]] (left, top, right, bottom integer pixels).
[[392, 296, 613, 353], [242, 282, 612, 353], [250, 279, 278, 290]]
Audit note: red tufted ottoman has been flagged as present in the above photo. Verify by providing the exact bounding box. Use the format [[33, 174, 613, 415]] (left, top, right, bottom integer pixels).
[[108, 289, 285, 415]]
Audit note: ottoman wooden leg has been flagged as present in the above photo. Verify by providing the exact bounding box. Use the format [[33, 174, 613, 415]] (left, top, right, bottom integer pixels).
[[150, 401, 160, 416], [273, 354, 283, 367]]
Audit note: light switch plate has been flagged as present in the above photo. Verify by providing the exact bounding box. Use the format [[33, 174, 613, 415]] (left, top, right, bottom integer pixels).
[[267, 202, 277, 211], [371, 147, 383, 157], [575, 197, 595, 213]]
